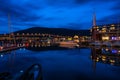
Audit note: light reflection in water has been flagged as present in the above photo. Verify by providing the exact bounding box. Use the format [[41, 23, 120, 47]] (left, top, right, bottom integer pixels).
[[0, 54, 3, 58], [0, 47, 120, 80], [91, 47, 120, 66]]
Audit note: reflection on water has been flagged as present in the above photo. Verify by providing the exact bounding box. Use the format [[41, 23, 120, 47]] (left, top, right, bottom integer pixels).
[[91, 47, 120, 66], [0, 47, 120, 80]]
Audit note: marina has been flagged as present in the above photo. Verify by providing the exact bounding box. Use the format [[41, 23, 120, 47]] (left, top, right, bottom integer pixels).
[[0, 0, 120, 80]]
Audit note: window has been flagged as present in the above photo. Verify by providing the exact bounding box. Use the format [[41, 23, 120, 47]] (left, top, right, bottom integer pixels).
[[102, 36, 109, 41], [17, 33, 19, 35], [110, 27, 115, 30], [22, 33, 25, 35], [27, 33, 29, 35]]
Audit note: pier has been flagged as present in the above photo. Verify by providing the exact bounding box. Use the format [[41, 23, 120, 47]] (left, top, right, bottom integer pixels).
[[0, 45, 23, 53]]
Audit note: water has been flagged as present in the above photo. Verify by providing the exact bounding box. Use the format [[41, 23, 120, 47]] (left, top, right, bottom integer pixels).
[[0, 47, 120, 80]]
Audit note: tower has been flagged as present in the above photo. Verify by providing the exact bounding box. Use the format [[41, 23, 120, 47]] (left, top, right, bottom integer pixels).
[[93, 12, 96, 27], [91, 12, 97, 41]]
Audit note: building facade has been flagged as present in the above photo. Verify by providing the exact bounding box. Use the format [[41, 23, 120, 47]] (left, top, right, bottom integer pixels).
[[91, 24, 120, 42]]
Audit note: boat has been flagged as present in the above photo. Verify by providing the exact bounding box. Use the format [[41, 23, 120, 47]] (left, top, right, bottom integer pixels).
[[0, 64, 42, 80], [58, 41, 79, 48], [17, 64, 42, 80], [0, 72, 12, 80], [0, 14, 19, 53]]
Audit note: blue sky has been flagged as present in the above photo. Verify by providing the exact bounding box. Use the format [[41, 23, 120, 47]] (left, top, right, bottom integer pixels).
[[0, 0, 120, 33]]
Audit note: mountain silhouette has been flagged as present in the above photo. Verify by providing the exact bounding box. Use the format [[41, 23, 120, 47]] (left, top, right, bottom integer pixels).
[[14, 27, 90, 36]]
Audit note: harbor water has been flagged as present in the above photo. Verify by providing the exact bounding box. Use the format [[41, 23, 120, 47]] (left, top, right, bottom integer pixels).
[[0, 47, 120, 80]]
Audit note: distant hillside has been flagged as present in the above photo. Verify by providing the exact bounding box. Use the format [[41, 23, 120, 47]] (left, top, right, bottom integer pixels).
[[15, 27, 91, 36]]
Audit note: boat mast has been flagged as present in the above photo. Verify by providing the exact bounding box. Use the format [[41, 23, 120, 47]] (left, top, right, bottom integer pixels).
[[93, 12, 96, 27], [8, 13, 16, 45]]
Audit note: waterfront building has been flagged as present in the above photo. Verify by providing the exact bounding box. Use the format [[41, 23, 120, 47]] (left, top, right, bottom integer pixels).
[[91, 23, 120, 42], [73, 35, 79, 43], [90, 12, 120, 46]]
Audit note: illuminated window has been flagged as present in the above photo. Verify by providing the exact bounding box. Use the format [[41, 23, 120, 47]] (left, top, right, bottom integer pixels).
[[90, 29, 92, 32], [97, 29, 99, 31], [111, 37, 117, 40], [68, 37, 72, 41], [101, 27, 107, 32], [111, 24, 115, 27], [102, 36, 109, 41], [112, 49, 117, 54], [17, 33, 19, 35], [102, 27, 106, 30], [22, 33, 25, 35], [118, 37, 120, 40], [101, 30, 106, 33], [74, 35, 79, 39], [35, 33, 37, 35], [31, 33, 33, 35], [110, 26, 115, 30], [96, 26, 99, 28], [42, 34, 45, 36], [27, 33, 29, 35]]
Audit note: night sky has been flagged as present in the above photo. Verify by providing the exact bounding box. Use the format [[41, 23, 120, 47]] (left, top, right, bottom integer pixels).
[[0, 0, 120, 33]]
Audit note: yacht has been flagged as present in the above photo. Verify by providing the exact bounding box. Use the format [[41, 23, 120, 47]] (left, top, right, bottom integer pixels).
[[58, 41, 79, 48]]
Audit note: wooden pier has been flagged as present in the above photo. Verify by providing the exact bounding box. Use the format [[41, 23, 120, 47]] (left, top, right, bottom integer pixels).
[[0, 46, 22, 53]]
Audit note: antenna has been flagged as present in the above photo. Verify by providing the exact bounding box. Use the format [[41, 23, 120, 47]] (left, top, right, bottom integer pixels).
[[93, 10, 96, 27], [91, 9, 97, 41]]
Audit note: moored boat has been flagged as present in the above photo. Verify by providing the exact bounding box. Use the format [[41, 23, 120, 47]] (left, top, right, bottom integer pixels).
[[58, 41, 79, 48], [18, 64, 42, 80]]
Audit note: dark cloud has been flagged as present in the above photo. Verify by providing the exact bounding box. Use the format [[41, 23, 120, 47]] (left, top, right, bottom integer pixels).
[[75, 0, 92, 4], [0, 0, 120, 33], [0, 0, 27, 17], [26, 3, 43, 10], [23, 23, 41, 27], [111, 2, 120, 11], [44, 17, 56, 21], [11, 26, 21, 31], [20, 16, 43, 22], [97, 12, 120, 25], [0, 0, 43, 22], [75, 0, 118, 5], [61, 22, 91, 30], [46, 0, 69, 5], [45, 0, 76, 8]]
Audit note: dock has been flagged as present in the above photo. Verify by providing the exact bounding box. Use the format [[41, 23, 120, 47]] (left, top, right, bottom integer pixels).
[[0, 46, 23, 53]]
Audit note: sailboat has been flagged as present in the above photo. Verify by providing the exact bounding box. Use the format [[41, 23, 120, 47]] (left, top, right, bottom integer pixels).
[[0, 14, 18, 52]]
